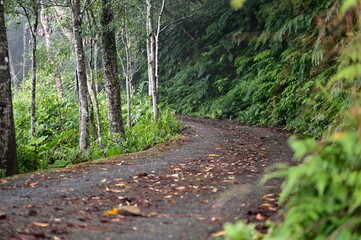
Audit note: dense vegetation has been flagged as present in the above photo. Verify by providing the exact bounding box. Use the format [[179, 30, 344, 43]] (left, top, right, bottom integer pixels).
[[155, 0, 361, 239], [160, 0, 351, 138]]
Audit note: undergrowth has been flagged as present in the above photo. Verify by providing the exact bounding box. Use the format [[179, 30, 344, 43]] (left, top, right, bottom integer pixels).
[[11, 77, 181, 173]]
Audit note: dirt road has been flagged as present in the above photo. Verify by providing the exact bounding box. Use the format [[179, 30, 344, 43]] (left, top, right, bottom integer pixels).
[[0, 116, 293, 240]]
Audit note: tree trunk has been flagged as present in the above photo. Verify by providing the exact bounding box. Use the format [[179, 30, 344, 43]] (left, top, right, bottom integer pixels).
[[101, 0, 125, 142], [87, 38, 102, 146], [40, 2, 63, 100], [0, 2, 19, 176], [146, 0, 161, 120], [120, 16, 133, 128], [22, 23, 28, 82], [71, 0, 90, 150], [30, 11, 39, 137]]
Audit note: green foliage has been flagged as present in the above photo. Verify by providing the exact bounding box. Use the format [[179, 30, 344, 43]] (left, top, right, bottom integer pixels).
[[160, 0, 342, 137], [221, 129, 361, 240], [223, 221, 263, 240], [12, 74, 180, 173], [259, 131, 361, 240]]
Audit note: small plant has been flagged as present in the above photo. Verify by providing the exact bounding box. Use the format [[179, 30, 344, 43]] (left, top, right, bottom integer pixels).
[[222, 221, 263, 240]]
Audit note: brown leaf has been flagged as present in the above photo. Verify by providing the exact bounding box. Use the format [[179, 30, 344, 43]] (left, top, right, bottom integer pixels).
[[137, 172, 147, 177], [256, 214, 266, 221], [26, 183, 39, 187], [105, 187, 125, 193], [118, 206, 142, 216]]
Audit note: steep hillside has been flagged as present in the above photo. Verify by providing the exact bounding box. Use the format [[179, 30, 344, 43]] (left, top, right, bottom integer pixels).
[[160, 0, 351, 137]]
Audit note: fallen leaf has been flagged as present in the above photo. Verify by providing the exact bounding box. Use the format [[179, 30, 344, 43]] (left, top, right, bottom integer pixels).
[[148, 212, 158, 217], [208, 154, 220, 157], [211, 217, 224, 221], [176, 186, 186, 190], [104, 208, 118, 216], [261, 203, 272, 207], [173, 168, 182, 171], [31, 222, 50, 227], [212, 188, 218, 193], [101, 179, 107, 183], [105, 187, 125, 193], [256, 214, 266, 221], [211, 230, 226, 237], [0, 179, 8, 184], [26, 182, 39, 187], [170, 174, 179, 178], [200, 200, 209, 204], [137, 172, 147, 177], [118, 206, 142, 216]]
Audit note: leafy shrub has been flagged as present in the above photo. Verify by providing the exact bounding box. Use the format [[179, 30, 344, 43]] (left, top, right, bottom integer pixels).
[[221, 125, 361, 240], [262, 130, 361, 240]]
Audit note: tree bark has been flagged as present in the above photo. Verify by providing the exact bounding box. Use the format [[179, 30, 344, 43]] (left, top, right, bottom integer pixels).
[[22, 23, 28, 83], [146, 0, 163, 120], [71, 0, 90, 150], [0, 2, 19, 176], [29, 5, 39, 137], [101, 0, 125, 142], [40, 2, 63, 100], [120, 15, 134, 128]]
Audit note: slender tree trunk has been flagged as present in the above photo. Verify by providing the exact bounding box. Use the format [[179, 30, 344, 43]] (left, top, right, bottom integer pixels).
[[40, 2, 63, 100], [87, 39, 102, 146], [0, 2, 19, 176], [120, 16, 133, 128], [101, 0, 125, 142], [30, 13, 39, 137], [71, 0, 90, 150], [146, 0, 163, 120], [22, 23, 27, 82]]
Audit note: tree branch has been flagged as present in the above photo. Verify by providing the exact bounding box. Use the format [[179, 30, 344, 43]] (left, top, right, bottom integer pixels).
[[160, 0, 207, 33]]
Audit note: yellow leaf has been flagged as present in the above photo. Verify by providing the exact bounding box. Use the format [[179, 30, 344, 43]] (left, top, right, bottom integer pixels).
[[208, 154, 220, 157], [148, 212, 158, 217], [104, 208, 118, 216], [174, 168, 182, 171], [332, 132, 347, 140], [211, 230, 226, 237], [230, 0, 246, 9], [261, 203, 272, 207]]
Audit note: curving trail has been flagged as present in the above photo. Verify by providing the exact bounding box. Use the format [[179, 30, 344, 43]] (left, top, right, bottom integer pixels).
[[0, 116, 293, 240]]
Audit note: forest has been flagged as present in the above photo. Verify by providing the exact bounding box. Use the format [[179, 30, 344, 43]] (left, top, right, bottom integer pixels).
[[0, 0, 361, 239]]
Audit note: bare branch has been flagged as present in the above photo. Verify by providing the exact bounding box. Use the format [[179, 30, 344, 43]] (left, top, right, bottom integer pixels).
[[160, 0, 207, 33]]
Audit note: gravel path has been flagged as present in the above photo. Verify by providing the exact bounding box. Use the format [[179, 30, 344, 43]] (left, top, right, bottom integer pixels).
[[0, 116, 293, 240]]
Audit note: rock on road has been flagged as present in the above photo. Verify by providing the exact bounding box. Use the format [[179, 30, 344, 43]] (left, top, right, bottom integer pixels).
[[0, 116, 293, 240]]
